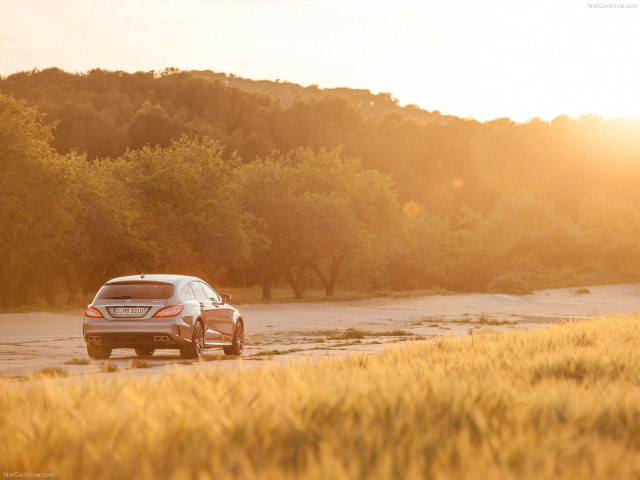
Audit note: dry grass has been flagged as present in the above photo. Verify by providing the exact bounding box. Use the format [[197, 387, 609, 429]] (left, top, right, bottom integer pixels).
[[2, 315, 640, 479], [98, 362, 120, 373], [456, 314, 516, 326], [251, 348, 305, 357], [328, 328, 411, 340], [573, 287, 591, 296], [27, 367, 70, 379], [128, 359, 153, 369], [64, 358, 91, 366]]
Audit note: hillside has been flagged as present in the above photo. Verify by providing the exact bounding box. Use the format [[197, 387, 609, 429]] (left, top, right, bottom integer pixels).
[[3, 67, 640, 216], [190, 69, 451, 124]]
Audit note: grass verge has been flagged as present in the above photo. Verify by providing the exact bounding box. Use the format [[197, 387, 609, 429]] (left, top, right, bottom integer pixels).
[[2, 315, 640, 478], [64, 358, 91, 366], [128, 359, 153, 369], [328, 328, 411, 340], [27, 367, 70, 379]]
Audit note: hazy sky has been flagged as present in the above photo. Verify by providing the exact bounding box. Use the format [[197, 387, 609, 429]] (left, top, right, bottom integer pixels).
[[2, 0, 639, 121]]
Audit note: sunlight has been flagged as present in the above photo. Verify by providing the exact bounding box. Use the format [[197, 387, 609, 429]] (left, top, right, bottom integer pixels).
[[2, 0, 639, 121], [402, 201, 421, 218]]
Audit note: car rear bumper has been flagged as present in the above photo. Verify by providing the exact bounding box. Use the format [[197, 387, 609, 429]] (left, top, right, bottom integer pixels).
[[83, 318, 192, 349]]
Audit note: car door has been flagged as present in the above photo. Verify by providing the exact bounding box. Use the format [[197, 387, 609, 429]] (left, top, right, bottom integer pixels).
[[190, 281, 223, 342], [201, 282, 235, 340]]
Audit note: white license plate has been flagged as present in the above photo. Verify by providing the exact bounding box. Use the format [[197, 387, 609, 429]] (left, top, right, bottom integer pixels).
[[113, 307, 146, 316]]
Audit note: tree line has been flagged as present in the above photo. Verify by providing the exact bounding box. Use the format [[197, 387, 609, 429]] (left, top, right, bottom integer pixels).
[[3, 68, 640, 219], [1, 92, 404, 306], [3, 77, 640, 307]]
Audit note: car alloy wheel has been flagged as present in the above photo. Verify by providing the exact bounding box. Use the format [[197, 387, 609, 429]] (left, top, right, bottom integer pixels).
[[224, 321, 244, 356], [194, 321, 204, 356], [181, 321, 204, 359]]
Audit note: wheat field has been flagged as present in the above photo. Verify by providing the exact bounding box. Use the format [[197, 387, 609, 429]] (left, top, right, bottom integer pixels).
[[2, 315, 640, 479]]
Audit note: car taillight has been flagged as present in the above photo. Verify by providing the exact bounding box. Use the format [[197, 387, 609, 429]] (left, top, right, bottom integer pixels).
[[153, 304, 184, 317], [85, 306, 103, 318]]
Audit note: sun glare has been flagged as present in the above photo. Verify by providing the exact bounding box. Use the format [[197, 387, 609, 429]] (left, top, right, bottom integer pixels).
[[2, 0, 639, 122], [402, 201, 421, 218]]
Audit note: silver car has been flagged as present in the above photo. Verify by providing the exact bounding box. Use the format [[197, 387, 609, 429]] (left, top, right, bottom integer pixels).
[[83, 274, 244, 360]]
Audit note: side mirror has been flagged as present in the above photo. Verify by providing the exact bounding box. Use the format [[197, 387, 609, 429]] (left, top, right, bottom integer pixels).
[[221, 293, 231, 304]]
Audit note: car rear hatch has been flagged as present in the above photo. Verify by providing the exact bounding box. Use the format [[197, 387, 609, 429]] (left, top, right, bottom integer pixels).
[[92, 281, 174, 320]]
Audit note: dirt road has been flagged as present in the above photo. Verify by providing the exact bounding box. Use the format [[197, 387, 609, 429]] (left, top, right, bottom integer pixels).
[[1, 283, 639, 378]]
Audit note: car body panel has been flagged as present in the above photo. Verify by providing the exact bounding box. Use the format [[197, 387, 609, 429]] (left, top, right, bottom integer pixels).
[[202, 301, 235, 341]]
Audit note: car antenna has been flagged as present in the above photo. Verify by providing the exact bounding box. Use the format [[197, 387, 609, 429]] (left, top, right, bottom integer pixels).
[[140, 273, 145, 279]]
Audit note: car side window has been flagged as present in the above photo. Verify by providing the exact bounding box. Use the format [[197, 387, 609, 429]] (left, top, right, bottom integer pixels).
[[180, 284, 195, 300], [190, 282, 207, 300], [201, 283, 221, 303]]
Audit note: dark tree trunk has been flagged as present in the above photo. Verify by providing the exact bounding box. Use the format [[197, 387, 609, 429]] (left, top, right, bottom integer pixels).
[[262, 281, 272, 300], [45, 289, 57, 307], [312, 256, 343, 297], [260, 262, 276, 300], [325, 258, 342, 297], [283, 266, 306, 299]]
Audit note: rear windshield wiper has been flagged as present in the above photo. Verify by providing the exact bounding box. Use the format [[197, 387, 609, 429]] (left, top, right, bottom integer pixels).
[[106, 295, 132, 299]]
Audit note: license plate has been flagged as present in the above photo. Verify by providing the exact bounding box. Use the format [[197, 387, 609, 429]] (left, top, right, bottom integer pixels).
[[113, 307, 146, 316]]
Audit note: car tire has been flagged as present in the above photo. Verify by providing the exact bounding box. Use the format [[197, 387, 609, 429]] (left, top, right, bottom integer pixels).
[[180, 321, 204, 359], [87, 344, 112, 360], [223, 321, 244, 356], [135, 347, 155, 357]]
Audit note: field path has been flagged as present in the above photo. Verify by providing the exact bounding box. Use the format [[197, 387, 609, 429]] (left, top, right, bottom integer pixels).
[[1, 283, 639, 377]]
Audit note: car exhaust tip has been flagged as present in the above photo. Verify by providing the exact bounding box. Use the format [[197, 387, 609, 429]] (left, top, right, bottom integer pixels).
[[87, 335, 101, 344], [154, 336, 170, 342]]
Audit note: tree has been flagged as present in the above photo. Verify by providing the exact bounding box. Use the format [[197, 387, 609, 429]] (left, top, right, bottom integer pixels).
[[0, 93, 73, 306], [127, 101, 179, 150], [292, 148, 404, 295], [120, 137, 250, 283], [234, 147, 403, 298], [57, 152, 155, 299], [389, 206, 453, 290], [578, 189, 640, 274]]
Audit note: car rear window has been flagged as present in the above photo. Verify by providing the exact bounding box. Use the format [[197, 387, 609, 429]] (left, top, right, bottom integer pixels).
[[96, 282, 174, 300]]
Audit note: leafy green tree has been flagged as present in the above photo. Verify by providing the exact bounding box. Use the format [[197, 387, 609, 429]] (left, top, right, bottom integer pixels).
[[232, 155, 294, 298], [448, 192, 586, 292], [235, 147, 403, 298], [0, 93, 73, 306], [127, 101, 180, 150], [294, 148, 404, 295], [389, 206, 453, 290], [578, 190, 640, 274], [57, 152, 154, 299], [120, 137, 250, 283]]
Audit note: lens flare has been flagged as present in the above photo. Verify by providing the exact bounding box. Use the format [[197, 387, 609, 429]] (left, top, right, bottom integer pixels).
[[402, 201, 421, 218]]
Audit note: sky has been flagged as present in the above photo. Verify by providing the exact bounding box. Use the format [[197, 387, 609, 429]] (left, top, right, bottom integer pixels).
[[1, 0, 640, 122]]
